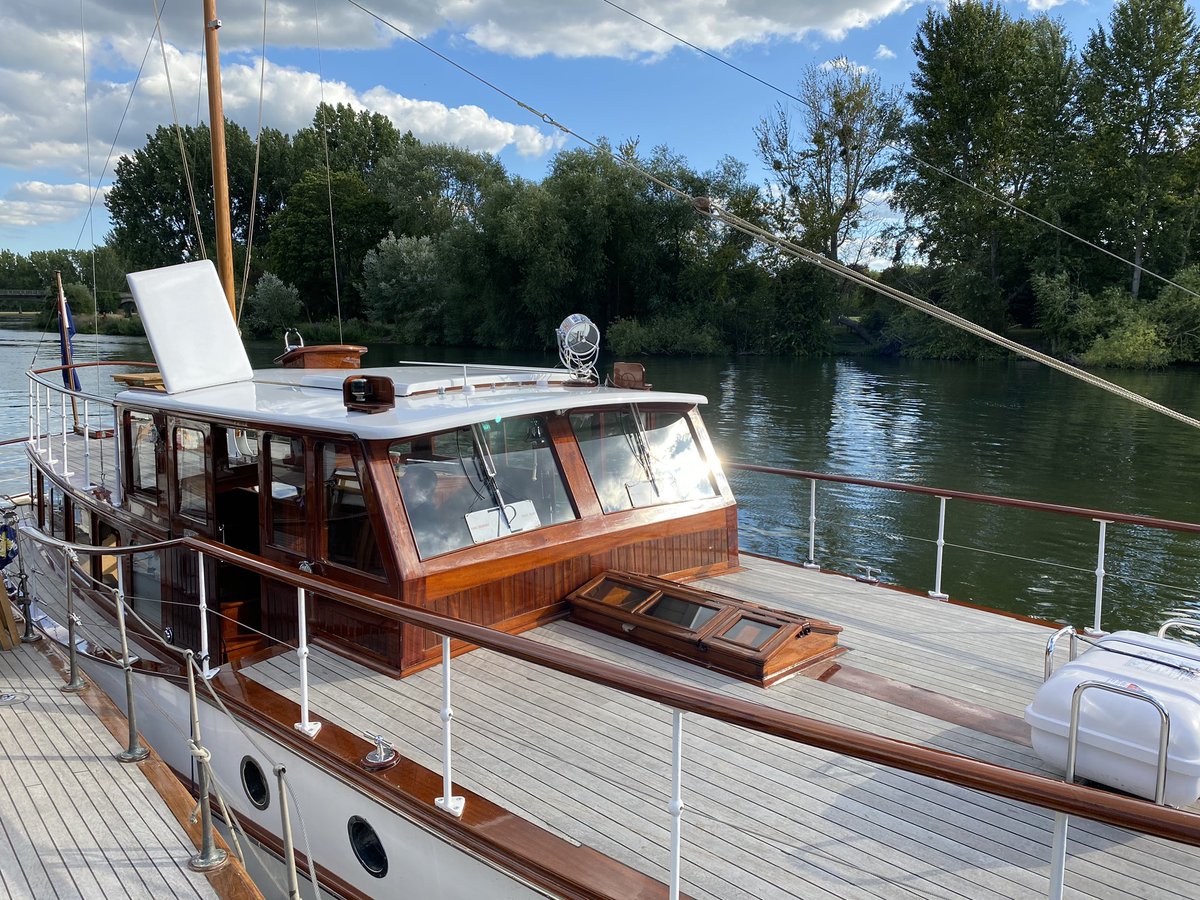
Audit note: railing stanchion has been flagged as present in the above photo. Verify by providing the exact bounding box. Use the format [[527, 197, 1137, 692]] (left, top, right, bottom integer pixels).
[[803, 478, 819, 569], [27, 378, 34, 449], [929, 496, 949, 599], [275, 765, 302, 899], [185, 652, 229, 873], [1090, 519, 1110, 634], [15, 538, 39, 643], [82, 399, 91, 486], [197, 551, 215, 679], [293, 581, 320, 737], [59, 393, 71, 476], [44, 386, 54, 466], [114, 563, 148, 762], [668, 708, 685, 900], [435, 634, 465, 817], [60, 547, 85, 692]]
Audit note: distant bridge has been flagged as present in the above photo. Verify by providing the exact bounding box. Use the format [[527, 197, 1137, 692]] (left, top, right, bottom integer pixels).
[[0, 289, 48, 312]]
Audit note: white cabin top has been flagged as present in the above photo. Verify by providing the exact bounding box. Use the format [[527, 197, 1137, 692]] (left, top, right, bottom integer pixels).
[[114, 366, 707, 441], [122, 260, 703, 440]]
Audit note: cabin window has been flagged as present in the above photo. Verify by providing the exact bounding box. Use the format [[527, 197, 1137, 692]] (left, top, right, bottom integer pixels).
[[48, 487, 65, 538], [219, 428, 259, 472], [569, 407, 716, 513], [268, 435, 307, 554], [319, 442, 384, 577], [72, 504, 92, 547], [97, 521, 120, 589], [129, 411, 160, 496], [130, 544, 163, 630], [390, 414, 576, 559], [174, 426, 207, 522]]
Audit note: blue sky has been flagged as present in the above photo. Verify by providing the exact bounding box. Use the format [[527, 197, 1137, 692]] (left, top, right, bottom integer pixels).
[[0, 0, 1125, 256]]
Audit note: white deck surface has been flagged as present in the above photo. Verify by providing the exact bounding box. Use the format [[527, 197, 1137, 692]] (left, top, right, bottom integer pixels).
[[245, 557, 1200, 899], [0, 641, 220, 900]]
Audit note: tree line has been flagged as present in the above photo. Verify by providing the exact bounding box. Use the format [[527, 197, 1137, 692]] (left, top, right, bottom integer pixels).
[[4, 0, 1199, 366]]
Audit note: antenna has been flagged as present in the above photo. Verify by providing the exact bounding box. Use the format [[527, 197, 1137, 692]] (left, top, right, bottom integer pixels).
[[556, 314, 601, 383]]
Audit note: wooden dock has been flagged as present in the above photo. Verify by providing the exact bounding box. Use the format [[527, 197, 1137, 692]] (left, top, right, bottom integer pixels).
[[0, 638, 258, 899], [245, 556, 1200, 900]]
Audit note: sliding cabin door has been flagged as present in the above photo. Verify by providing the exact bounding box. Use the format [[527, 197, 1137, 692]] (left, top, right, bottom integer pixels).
[[212, 426, 266, 662], [164, 419, 213, 661]]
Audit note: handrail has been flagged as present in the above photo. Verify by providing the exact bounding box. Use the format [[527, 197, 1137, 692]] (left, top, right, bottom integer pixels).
[[727, 462, 1200, 535], [18, 522, 1200, 845], [28, 360, 157, 406]]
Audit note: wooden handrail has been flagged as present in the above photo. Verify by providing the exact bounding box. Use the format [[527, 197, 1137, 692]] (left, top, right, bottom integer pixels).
[[728, 462, 1200, 535], [178, 534, 1200, 847], [20, 523, 1200, 846], [31, 360, 158, 376]]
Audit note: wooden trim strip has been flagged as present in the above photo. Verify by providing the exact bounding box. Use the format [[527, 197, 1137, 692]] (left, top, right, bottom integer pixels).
[[181, 536, 1200, 847], [728, 462, 1200, 534]]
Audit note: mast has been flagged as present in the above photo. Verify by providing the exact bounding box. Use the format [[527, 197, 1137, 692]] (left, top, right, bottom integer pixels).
[[202, 0, 237, 321]]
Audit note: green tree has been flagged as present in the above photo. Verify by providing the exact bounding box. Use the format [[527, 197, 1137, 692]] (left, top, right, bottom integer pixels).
[[265, 170, 390, 321], [293, 103, 400, 180], [359, 234, 442, 341], [755, 56, 902, 264], [1079, 0, 1200, 299]]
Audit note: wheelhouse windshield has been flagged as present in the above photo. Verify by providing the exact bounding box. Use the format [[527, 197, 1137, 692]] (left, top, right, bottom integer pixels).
[[391, 414, 576, 559], [569, 406, 716, 513]]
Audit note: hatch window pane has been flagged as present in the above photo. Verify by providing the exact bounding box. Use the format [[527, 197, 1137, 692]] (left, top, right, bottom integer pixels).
[[269, 436, 307, 553], [581, 579, 655, 610], [175, 427, 207, 521], [720, 617, 782, 649], [391, 415, 575, 560], [320, 443, 384, 577], [570, 408, 716, 513], [644, 596, 719, 631]]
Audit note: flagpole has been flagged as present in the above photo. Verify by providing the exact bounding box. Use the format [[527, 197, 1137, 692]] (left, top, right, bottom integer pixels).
[[54, 272, 81, 433]]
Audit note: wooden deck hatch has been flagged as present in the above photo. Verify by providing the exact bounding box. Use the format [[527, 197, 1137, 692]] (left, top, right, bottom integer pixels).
[[567, 571, 842, 685]]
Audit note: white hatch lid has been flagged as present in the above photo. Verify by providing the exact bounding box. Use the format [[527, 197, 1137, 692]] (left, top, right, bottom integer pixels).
[[126, 261, 253, 394]]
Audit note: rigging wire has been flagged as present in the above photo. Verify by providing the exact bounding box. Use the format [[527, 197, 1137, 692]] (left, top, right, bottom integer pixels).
[[596, 0, 1200, 302], [236, 0, 271, 324], [339, 0, 1200, 433], [314, 0, 345, 343], [150, 0, 208, 261]]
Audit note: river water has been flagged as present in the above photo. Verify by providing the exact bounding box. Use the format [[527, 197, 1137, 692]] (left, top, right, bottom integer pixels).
[[3, 321, 1198, 633]]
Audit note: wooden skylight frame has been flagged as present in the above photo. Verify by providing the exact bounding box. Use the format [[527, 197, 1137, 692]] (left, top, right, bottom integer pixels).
[[568, 571, 843, 686]]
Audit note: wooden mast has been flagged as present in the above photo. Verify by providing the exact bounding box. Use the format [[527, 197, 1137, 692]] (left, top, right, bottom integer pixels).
[[202, 0, 237, 321]]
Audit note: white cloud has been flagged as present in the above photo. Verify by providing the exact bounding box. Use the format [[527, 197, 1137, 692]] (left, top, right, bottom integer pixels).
[[875, 44, 896, 60], [0, 181, 106, 228], [1025, 0, 1070, 9], [818, 56, 871, 75]]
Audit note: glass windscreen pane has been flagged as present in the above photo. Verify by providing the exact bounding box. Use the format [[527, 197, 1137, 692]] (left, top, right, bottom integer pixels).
[[570, 408, 716, 513], [582, 579, 655, 609], [175, 427, 207, 521], [720, 617, 782, 649], [644, 595, 719, 631], [130, 412, 158, 494], [391, 415, 576, 559], [269, 435, 307, 553], [320, 442, 384, 576]]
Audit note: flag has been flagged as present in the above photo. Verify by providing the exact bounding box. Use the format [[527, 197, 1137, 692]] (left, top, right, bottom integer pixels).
[[59, 295, 81, 391], [0, 522, 17, 571]]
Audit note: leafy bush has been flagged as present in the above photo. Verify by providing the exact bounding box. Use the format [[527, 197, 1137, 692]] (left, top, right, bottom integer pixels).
[[1081, 315, 1170, 368], [244, 273, 303, 340], [359, 233, 443, 343], [607, 314, 727, 356]]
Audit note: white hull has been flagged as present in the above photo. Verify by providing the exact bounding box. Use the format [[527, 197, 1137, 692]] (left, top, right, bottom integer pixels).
[[82, 656, 544, 900]]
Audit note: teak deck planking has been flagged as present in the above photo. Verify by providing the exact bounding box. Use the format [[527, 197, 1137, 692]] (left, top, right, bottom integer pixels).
[[244, 556, 1200, 900], [0, 641, 224, 900]]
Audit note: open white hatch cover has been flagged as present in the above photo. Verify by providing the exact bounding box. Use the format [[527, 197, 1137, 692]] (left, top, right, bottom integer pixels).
[[126, 261, 253, 394]]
